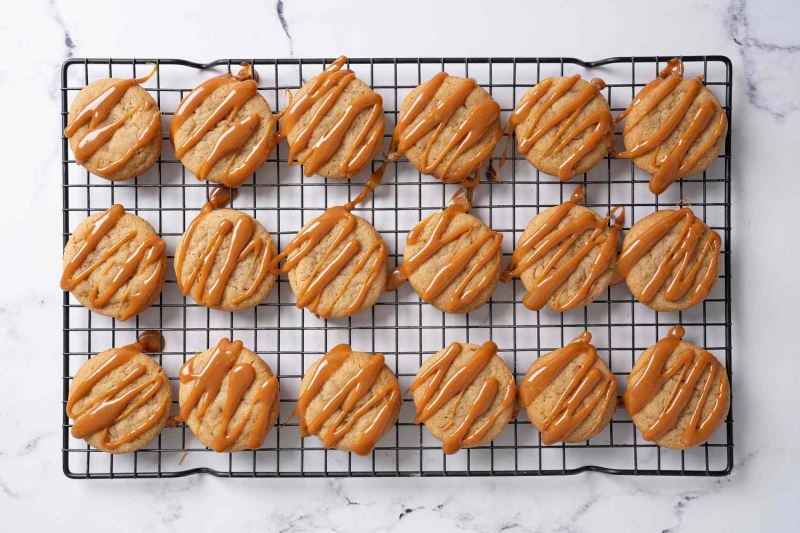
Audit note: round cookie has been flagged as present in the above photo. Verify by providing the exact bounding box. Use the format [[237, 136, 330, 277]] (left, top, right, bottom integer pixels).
[[67, 342, 172, 454], [66, 75, 162, 182], [297, 345, 402, 455], [61, 205, 167, 321], [174, 208, 277, 312], [411, 341, 516, 453], [179, 339, 280, 453]]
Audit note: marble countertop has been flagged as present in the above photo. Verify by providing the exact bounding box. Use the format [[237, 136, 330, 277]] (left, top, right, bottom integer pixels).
[[2, 0, 799, 530]]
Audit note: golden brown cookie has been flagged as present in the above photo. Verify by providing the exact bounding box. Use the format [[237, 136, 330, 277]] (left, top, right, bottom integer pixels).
[[178, 338, 280, 453], [518, 332, 617, 444], [509, 75, 613, 181], [393, 73, 502, 183], [613, 58, 728, 194], [67, 333, 171, 454], [624, 326, 730, 450], [174, 204, 277, 312], [281, 56, 384, 180], [411, 341, 516, 453], [170, 65, 277, 188], [61, 205, 167, 321], [616, 207, 721, 312], [297, 345, 401, 455]]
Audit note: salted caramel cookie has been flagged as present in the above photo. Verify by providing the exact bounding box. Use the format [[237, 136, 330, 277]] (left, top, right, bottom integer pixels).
[[178, 338, 280, 452], [65, 65, 162, 181], [61, 205, 167, 321], [502, 185, 620, 312], [411, 341, 516, 453], [390, 205, 502, 314], [297, 345, 401, 455], [508, 75, 613, 181], [393, 73, 502, 183], [616, 207, 721, 312], [624, 326, 729, 450], [613, 58, 728, 194], [67, 332, 171, 454], [170, 65, 277, 188], [281, 56, 385, 180], [518, 332, 617, 444]]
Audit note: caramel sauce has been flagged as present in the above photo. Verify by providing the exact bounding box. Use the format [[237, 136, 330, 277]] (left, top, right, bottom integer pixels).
[[612, 59, 728, 194], [501, 185, 623, 311], [518, 332, 617, 445], [623, 326, 728, 447], [296, 344, 401, 455]]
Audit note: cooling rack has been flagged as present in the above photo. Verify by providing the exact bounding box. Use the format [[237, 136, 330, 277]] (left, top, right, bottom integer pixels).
[[61, 56, 733, 478]]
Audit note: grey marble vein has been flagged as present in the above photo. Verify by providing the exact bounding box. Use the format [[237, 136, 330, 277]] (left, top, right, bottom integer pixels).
[[276, 0, 294, 57], [47, 0, 75, 60]]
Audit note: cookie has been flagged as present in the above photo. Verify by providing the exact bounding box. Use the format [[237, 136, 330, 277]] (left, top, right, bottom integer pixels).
[[392, 73, 502, 183], [616, 207, 721, 312], [508, 75, 613, 181], [502, 185, 621, 312], [61, 204, 167, 321], [281, 56, 385, 180], [178, 338, 280, 452], [65, 64, 162, 181], [170, 65, 277, 188], [390, 204, 502, 313], [271, 206, 387, 319], [519, 332, 617, 444], [613, 58, 728, 194], [67, 332, 171, 453], [174, 195, 277, 312], [624, 326, 730, 449], [411, 341, 516, 454], [297, 345, 401, 455]]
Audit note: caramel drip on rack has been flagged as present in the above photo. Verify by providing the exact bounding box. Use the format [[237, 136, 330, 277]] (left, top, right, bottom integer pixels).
[[500, 185, 623, 311], [67, 331, 168, 449], [61, 204, 166, 321], [410, 341, 514, 454], [171, 65, 280, 188], [296, 344, 401, 455], [612, 59, 728, 194], [174, 188, 273, 307], [65, 64, 160, 177], [616, 207, 720, 307], [499, 75, 614, 182], [178, 338, 278, 452], [518, 332, 616, 445], [623, 326, 728, 447]]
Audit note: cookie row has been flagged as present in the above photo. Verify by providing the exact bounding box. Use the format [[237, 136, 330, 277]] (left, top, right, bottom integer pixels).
[[64, 56, 727, 196], [67, 327, 729, 455]]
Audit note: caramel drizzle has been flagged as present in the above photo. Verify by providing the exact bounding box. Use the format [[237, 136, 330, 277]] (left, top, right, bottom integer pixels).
[[297, 344, 401, 455], [67, 331, 168, 449], [64, 64, 161, 177], [612, 58, 728, 194], [174, 188, 274, 307], [518, 332, 616, 445], [178, 338, 279, 452], [410, 341, 514, 454], [623, 326, 728, 447], [501, 185, 623, 311], [616, 207, 720, 307], [280, 56, 385, 178], [499, 75, 614, 182], [171, 65, 280, 188], [61, 204, 166, 321]]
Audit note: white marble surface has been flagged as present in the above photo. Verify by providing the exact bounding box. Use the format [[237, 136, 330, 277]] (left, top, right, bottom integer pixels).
[[2, 0, 800, 530]]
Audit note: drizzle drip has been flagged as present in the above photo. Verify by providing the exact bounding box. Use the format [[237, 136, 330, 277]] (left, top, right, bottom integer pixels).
[[623, 326, 729, 447], [518, 332, 617, 445], [612, 58, 728, 194]]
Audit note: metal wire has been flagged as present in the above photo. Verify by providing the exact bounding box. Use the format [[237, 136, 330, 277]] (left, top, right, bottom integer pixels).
[[61, 56, 733, 478]]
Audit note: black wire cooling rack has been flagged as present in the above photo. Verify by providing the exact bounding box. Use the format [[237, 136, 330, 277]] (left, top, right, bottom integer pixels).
[[61, 56, 733, 478]]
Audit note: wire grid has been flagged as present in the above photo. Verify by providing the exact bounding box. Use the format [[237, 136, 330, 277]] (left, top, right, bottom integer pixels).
[[61, 56, 733, 478]]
